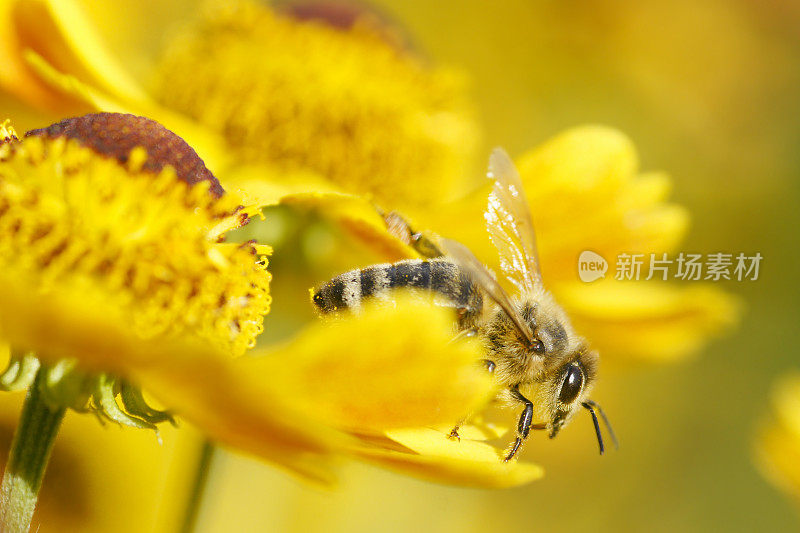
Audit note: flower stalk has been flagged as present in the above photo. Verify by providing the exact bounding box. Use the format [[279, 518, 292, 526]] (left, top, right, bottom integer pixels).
[[0, 367, 66, 533]]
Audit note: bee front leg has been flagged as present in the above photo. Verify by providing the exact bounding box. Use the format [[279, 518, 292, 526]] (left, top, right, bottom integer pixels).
[[448, 421, 465, 441], [504, 386, 545, 462]]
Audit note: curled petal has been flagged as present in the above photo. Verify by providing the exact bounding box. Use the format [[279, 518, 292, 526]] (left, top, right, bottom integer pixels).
[[0, 0, 144, 110]]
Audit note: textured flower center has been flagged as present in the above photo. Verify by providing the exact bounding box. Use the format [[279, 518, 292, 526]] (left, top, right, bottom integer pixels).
[[0, 118, 271, 356], [151, 1, 477, 208]]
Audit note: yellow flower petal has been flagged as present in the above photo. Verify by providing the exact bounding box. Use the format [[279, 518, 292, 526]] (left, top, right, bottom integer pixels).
[[21, 50, 232, 173], [352, 428, 543, 488], [220, 164, 344, 207], [520, 126, 690, 280], [433, 418, 509, 441], [0, 0, 143, 110], [516, 125, 637, 191], [0, 0, 74, 111], [261, 296, 493, 433], [21, 0, 146, 102], [556, 281, 741, 362]]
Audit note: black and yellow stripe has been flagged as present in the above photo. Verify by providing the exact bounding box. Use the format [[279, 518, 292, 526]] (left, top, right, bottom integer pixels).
[[312, 258, 484, 325]]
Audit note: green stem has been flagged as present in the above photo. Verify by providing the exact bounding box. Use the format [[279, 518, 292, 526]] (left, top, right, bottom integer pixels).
[[180, 439, 216, 533], [0, 368, 66, 533]]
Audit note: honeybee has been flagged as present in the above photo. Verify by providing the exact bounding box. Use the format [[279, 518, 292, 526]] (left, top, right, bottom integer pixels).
[[312, 148, 617, 461]]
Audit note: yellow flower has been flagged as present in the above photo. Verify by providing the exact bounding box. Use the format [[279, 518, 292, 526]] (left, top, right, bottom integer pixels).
[[0, 114, 535, 490], [0, 113, 268, 355], [0, 0, 478, 209], [755, 374, 800, 503], [405, 126, 740, 362]]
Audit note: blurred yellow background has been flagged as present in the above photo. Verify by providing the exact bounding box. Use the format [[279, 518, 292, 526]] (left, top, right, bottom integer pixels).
[[3, 0, 800, 531]]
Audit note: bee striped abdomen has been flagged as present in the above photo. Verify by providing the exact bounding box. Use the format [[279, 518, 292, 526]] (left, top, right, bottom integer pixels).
[[312, 258, 483, 324]]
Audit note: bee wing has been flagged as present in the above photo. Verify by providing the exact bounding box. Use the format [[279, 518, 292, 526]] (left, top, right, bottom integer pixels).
[[486, 147, 543, 292], [441, 238, 535, 345]]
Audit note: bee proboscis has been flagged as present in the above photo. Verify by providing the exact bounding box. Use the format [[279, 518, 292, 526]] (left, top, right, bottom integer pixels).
[[312, 148, 617, 461]]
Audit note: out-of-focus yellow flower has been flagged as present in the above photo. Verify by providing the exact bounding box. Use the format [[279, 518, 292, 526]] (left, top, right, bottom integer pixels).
[[0, 0, 478, 210], [0, 114, 535, 489], [756, 374, 800, 503]]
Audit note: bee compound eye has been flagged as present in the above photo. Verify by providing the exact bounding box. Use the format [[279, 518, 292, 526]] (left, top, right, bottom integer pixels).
[[531, 339, 545, 354], [558, 364, 583, 404]]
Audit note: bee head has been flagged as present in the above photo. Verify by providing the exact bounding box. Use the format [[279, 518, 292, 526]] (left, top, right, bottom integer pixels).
[[547, 348, 598, 438], [486, 292, 617, 454], [545, 349, 618, 454]]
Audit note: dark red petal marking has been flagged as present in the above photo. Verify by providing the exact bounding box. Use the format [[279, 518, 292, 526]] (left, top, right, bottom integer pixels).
[[26, 112, 224, 197]]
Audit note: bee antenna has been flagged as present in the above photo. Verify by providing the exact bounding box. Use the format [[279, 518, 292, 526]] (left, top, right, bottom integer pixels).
[[581, 401, 605, 454], [583, 399, 619, 451], [581, 400, 619, 455]]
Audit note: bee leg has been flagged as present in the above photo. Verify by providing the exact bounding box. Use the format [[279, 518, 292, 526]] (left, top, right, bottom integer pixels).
[[383, 211, 443, 258], [448, 423, 463, 441], [447, 414, 472, 441], [504, 386, 544, 462], [449, 328, 478, 344]]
